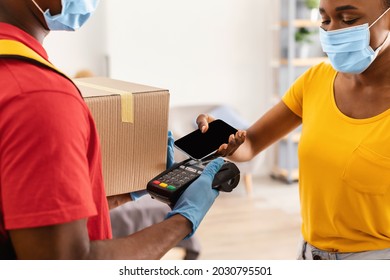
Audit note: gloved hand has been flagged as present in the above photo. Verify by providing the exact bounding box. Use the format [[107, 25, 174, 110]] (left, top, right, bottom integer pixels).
[[130, 130, 176, 201], [129, 189, 148, 201], [165, 157, 224, 238], [167, 130, 175, 169]]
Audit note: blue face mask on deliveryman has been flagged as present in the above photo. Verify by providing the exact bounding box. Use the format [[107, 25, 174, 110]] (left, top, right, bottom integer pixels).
[[31, 0, 99, 31], [320, 7, 390, 74]]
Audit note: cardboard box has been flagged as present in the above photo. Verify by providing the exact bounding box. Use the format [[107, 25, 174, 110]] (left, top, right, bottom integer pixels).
[[74, 77, 170, 196]]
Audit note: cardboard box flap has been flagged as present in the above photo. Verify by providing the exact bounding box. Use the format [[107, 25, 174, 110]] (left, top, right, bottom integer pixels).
[[74, 77, 165, 97], [74, 77, 166, 123]]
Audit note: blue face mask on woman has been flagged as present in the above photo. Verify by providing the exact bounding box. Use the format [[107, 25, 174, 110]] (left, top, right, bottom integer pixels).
[[320, 7, 390, 74], [31, 0, 99, 31]]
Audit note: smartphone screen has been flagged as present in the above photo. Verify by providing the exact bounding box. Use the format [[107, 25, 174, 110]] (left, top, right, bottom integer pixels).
[[174, 119, 238, 160]]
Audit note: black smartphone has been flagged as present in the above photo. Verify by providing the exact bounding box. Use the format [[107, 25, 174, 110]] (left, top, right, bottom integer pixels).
[[174, 119, 238, 160]]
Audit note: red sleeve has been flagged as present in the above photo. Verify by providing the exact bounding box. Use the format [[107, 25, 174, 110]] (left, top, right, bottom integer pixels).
[[1, 90, 97, 229]]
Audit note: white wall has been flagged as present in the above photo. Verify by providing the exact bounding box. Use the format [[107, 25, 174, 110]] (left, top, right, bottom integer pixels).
[[106, 0, 274, 124], [44, 0, 276, 175], [44, 0, 274, 123], [44, 0, 109, 77]]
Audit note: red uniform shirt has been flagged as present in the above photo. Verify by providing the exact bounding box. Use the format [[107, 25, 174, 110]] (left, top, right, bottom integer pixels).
[[0, 23, 112, 259]]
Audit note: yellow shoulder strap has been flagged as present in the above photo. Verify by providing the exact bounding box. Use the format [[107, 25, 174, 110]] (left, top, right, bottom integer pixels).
[[0, 39, 68, 79]]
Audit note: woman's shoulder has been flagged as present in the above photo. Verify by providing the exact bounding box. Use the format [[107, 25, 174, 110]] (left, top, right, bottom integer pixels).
[[306, 60, 335, 77]]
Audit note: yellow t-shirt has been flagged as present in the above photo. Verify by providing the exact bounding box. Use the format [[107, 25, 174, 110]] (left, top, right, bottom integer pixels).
[[282, 62, 390, 252]]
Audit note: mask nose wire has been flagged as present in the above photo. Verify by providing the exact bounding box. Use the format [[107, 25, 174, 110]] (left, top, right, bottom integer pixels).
[[369, 7, 390, 29]]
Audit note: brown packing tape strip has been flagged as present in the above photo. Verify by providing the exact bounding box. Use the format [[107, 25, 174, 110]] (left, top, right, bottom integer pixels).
[[74, 80, 134, 123]]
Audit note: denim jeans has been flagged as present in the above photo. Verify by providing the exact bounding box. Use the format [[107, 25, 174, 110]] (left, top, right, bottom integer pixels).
[[297, 239, 390, 260]]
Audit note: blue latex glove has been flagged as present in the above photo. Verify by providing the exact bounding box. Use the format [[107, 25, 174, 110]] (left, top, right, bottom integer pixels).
[[167, 130, 175, 169], [130, 130, 176, 201], [129, 189, 148, 201], [165, 157, 224, 238]]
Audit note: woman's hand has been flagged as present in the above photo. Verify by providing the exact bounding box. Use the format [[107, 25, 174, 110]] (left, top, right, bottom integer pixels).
[[196, 113, 246, 157]]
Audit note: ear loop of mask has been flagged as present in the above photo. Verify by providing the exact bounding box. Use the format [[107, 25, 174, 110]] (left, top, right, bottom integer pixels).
[[369, 7, 390, 52], [31, 0, 45, 14], [369, 7, 390, 28]]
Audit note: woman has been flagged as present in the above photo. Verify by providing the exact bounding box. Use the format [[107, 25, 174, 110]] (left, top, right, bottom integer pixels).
[[197, 0, 390, 260]]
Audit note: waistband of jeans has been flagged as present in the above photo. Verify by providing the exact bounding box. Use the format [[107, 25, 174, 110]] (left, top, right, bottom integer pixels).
[[302, 240, 390, 260]]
